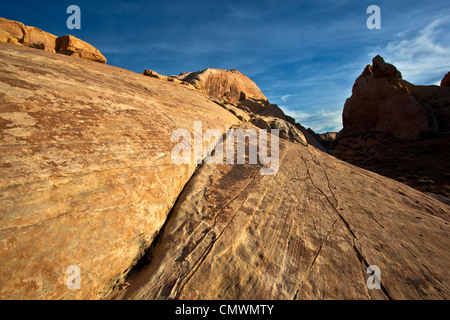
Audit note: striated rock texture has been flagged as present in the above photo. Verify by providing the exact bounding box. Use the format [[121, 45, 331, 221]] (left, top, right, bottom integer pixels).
[[174, 68, 267, 103], [0, 17, 106, 63], [341, 56, 441, 140], [0, 42, 239, 299], [114, 122, 450, 300]]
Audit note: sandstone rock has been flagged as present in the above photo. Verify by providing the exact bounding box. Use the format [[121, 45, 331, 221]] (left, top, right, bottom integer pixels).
[[22, 25, 57, 52], [341, 56, 439, 140], [143, 70, 196, 89], [114, 122, 450, 300], [0, 17, 106, 63], [56, 35, 106, 63], [441, 72, 450, 87], [0, 17, 24, 42], [0, 42, 239, 299], [250, 116, 308, 145], [319, 132, 337, 142], [0, 29, 19, 45], [174, 68, 267, 103]]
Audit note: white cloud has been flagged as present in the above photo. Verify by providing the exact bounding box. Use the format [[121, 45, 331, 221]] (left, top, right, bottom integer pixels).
[[279, 106, 342, 133], [280, 94, 291, 102], [372, 20, 450, 84]]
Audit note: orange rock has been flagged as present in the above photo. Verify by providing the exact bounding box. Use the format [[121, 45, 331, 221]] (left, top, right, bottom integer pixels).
[[22, 25, 57, 52], [175, 68, 267, 103], [56, 35, 106, 64]]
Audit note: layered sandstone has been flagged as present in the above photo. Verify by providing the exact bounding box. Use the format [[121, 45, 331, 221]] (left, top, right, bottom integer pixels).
[[0, 42, 239, 299], [114, 122, 449, 300], [1, 42, 449, 301], [0, 17, 106, 63]]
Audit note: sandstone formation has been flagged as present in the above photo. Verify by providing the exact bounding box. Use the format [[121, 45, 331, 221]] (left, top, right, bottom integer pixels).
[[56, 35, 107, 64], [441, 72, 450, 87], [0, 17, 106, 63], [0, 42, 239, 299], [174, 68, 267, 103], [341, 55, 442, 140], [145, 67, 325, 149], [113, 122, 449, 300], [1, 42, 449, 301], [319, 132, 337, 142]]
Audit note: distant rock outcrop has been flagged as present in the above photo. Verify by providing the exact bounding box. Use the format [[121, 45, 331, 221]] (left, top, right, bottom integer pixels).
[[55, 35, 106, 63], [441, 72, 450, 87], [174, 68, 267, 103], [340, 55, 449, 140], [144, 67, 325, 149], [0, 17, 106, 63]]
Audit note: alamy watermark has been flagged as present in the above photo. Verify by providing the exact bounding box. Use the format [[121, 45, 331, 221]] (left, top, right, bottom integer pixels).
[[66, 265, 81, 290], [367, 5, 381, 30], [366, 265, 381, 290], [171, 121, 279, 175], [67, 5, 81, 30]]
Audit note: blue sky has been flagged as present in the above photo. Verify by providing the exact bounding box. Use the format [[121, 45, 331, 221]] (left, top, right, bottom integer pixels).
[[2, 0, 450, 133]]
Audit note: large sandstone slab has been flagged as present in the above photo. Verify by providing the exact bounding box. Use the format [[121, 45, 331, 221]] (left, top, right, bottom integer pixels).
[[0, 42, 240, 299], [115, 123, 449, 300]]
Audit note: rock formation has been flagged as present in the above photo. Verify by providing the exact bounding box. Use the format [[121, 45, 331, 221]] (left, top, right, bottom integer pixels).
[[55, 35, 107, 64], [0, 43, 449, 300], [174, 68, 267, 103], [340, 55, 447, 140], [441, 72, 450, 87], [112, 122, 449, 300], [144, 68, 325, 149], [0, 17, 106, 63], [0, 42, 238, 299]]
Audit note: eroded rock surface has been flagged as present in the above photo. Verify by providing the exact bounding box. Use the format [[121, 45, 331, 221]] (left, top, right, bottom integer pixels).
[[174, 68, 267, 103], [114, 123, 450, 300], [0, 17, 106, 63], [0, 42, 239, 299]]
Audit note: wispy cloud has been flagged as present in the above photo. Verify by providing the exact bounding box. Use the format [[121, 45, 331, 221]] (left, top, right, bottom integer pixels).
[[372, 20, 450, 84], [280, 106, 342, 133]]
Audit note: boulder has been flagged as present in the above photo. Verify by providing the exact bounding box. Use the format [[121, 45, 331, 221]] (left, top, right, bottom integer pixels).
[[0, 17, 24, 41], [0, 17, 106, 63], [56, 35, 106, 63], [22, 25, 57, 52]]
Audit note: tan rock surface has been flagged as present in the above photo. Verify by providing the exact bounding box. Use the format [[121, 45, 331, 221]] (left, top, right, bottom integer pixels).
[[115, 123, 450, 300], [0, 42, 240, 299], [56, 35, 106, 64], [341, 56, 439, 140], [0, 17, 106, 63], [22, 26, 57, 52], [175, 68, 267, 103]]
